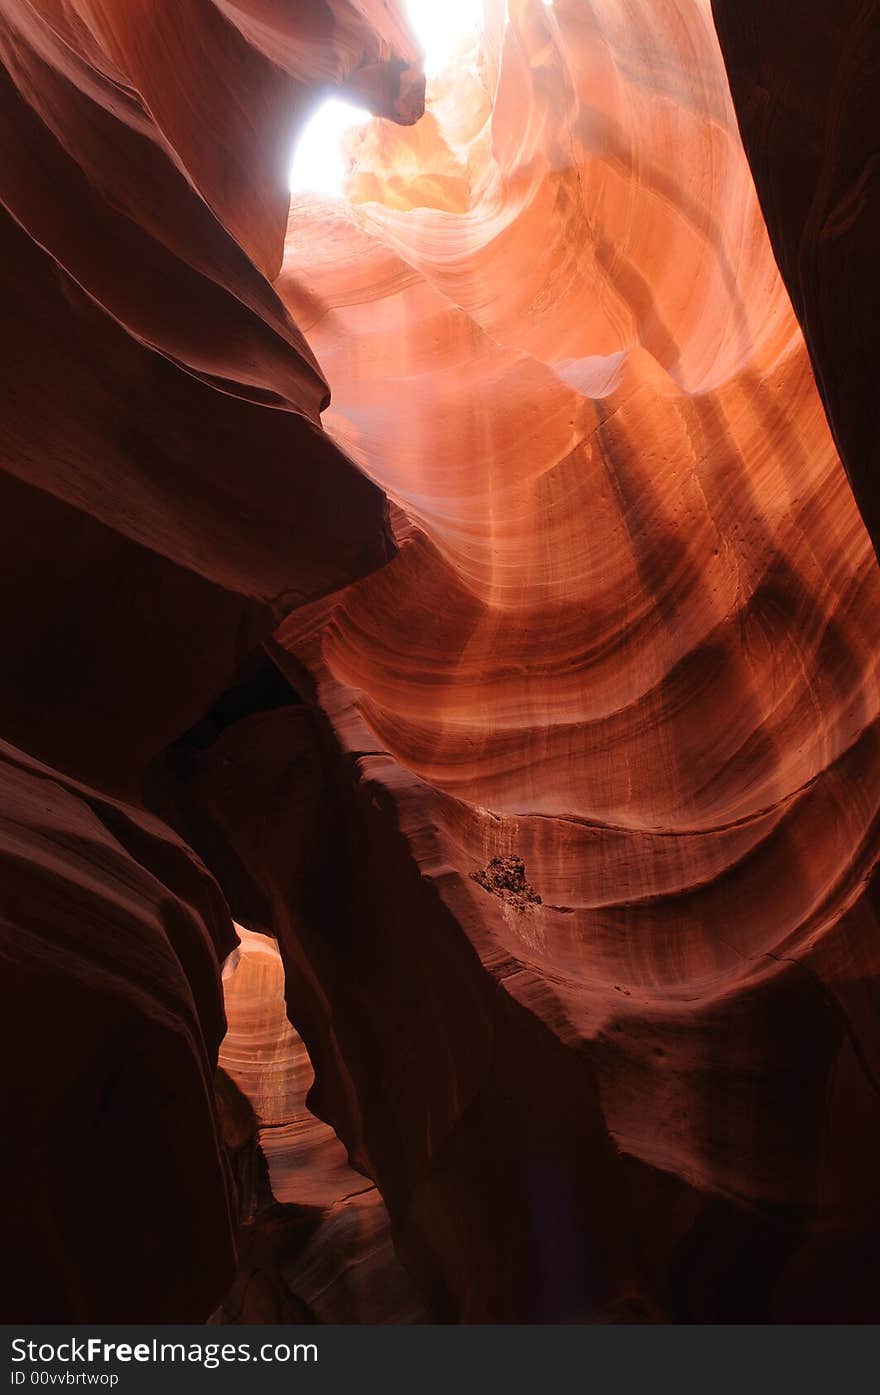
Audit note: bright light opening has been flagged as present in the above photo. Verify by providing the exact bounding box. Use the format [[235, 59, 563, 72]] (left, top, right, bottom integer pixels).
[[289, 97, 373, 197], [406, 0, 483, 78], [289, 0, 484, 197]]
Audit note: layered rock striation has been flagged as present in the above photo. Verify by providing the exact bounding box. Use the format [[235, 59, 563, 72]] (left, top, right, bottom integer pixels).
[[3, 0, 880, 1326], [257, 0, 880, 1319]]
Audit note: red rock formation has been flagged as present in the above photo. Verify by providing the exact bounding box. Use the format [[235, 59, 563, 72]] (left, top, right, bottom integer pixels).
[[710, 1, 880, 560], [0, 0, 423, 1321], [4, 0, 880, 1326], [248, 0, 879, 1319], [0, 0, 425, 794]]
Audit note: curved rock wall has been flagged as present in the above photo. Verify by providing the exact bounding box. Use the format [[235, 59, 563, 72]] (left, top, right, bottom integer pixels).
[[0, 0, 424, 795], [711, 0, 880, 561], [0, 0, 422, 1321], [0, 739, 238, 1321], [4, 0, 880, 1324], [254, 0, 880, 1320]]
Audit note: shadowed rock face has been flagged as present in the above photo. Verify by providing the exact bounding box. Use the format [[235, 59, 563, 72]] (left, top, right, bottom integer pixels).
[[0, 0, 422, 1322], [0, 0, 424, 797], [711, 0, 880, 561], [0, 740, 238, 1322], [3, 0, 880, 1325]]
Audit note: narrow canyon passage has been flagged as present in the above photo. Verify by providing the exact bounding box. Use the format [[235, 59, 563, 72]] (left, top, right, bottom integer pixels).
[[213, 928, 423, 1323], [1, 0, 879, 1326]]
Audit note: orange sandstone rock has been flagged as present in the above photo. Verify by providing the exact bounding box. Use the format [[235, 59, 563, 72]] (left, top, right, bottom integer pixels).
[[257, 0, 880, 1320]]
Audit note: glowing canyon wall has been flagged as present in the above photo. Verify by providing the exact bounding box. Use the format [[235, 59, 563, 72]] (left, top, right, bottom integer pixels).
[[2, 0, 879, 1323], [267, 0, 880, 1320]]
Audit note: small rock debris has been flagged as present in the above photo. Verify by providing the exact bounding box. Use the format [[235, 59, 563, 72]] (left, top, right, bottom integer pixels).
[[470, 855, 542, 912]]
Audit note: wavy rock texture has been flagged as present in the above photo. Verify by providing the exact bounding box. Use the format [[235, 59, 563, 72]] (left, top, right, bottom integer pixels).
[[0, 0, 423, 1320], [0, 0, 425, 794], [248, 0, 880, 1320], [710, 1, 880, 561], [4, 0, 880, 1326], [213, 927, 424, 1323], [0, 739, 238, 1321]]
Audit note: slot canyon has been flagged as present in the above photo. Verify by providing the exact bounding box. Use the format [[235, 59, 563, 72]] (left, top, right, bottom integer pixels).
[[2, 0, 879, 1324]]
